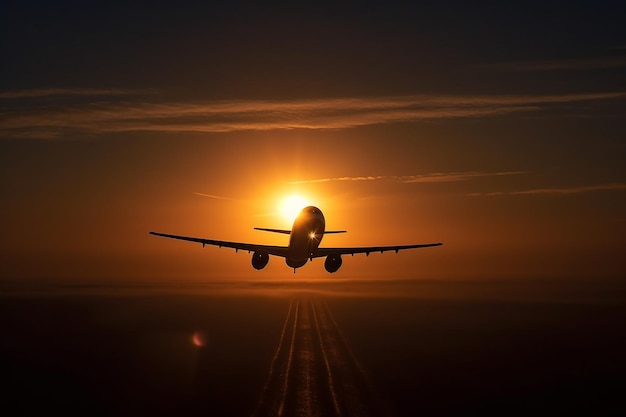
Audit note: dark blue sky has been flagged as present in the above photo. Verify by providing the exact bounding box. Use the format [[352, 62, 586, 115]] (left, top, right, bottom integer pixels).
[[2, 1, 625, 96]]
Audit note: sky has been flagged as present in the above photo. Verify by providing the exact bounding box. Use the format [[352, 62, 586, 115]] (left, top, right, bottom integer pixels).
[[1, 1, 625, 281]]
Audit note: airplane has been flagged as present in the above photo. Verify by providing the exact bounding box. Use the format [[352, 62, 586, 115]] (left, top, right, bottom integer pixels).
[[150, 206, 442, 273]]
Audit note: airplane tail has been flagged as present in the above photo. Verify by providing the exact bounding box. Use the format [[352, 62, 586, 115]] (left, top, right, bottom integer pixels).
[[254, 228, 347, 235]]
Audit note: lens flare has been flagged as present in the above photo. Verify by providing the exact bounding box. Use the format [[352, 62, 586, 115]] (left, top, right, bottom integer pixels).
[[192, 331, 207, 347]]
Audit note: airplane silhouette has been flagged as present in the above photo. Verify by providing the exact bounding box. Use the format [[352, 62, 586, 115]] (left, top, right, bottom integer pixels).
[[150, 206, 442, 273]]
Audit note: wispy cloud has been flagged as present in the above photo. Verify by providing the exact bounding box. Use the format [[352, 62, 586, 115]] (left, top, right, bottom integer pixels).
[[1, 91, 624, 138], [0, 88, 143, 99], [468, 183, 626, 197], [193, 192, 236, 200], [289, 171, 525, 184], [479, 56, 626, 72], [403, 171, 526, 183]]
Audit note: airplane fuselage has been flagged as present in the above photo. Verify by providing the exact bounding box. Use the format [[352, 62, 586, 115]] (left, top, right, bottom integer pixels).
[[286, 206, 326, 268]]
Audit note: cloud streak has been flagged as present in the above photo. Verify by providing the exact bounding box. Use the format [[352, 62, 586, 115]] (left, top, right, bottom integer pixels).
[[193, 192, 236, 200], [289, 171, 525, 184], [467, 183, 626, 197], [0, 88, 144, 99], [1, 91, 624, 138], [479, 56, 626, 72]]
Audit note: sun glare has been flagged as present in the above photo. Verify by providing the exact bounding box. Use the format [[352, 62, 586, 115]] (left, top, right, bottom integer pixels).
[[280, 195, 309, 223]]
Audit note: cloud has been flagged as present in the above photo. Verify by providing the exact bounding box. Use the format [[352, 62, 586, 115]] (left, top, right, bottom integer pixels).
[[479, 56, 626, 72], [1, 91, 624, 138], [402, 171, 526, 183], [0, 88, 143, 99], [467, 183, 626, 197], [289, 171, 525, 184], [289, 176, 388, 184], [193, 192, 236, 200]]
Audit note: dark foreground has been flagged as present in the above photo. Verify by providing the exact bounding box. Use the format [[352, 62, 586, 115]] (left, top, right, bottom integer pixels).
[[1, 278, 624, 416]]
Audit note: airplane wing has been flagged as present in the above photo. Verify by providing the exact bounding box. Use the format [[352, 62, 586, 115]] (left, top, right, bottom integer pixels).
[[149, 232, 290, 257], [253, 228, 292, 234], [311, 242, 442, 258]]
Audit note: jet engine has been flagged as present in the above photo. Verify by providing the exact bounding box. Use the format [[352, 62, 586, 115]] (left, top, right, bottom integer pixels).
[[251, 250, 269, 270], [324, 253, 342, 273]]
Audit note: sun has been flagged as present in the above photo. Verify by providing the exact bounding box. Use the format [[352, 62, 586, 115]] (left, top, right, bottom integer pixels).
[[280, 195, 310, 223]]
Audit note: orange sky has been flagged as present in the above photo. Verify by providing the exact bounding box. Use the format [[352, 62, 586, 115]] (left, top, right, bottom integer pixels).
[[1, 123, 624, 281], [1, 3, 625, 282]]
